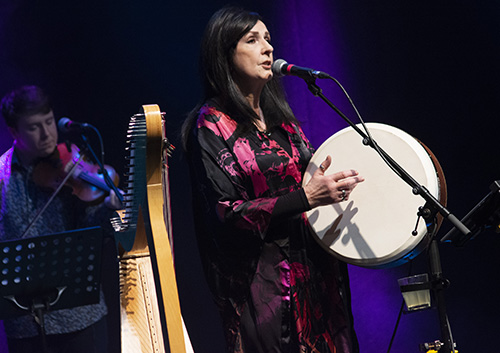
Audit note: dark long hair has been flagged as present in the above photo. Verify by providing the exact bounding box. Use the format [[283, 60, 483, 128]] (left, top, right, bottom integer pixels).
[[182, 6, 298, 150]]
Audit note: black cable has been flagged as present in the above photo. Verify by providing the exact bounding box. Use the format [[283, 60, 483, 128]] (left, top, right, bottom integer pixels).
[[386, 261, 413, 353], [320, 76, 410, 352], [326, 76, 403, 180], [319, 75, 454, 352], [87, 124, 106, 167], [386, 299, 405, 353]]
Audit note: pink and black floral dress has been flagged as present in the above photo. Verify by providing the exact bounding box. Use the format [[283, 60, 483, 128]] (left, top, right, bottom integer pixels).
[[186, 103, 358, 353]]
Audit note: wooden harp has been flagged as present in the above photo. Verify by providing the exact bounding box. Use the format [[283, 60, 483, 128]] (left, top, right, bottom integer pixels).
[[114, 104, 193, 352]]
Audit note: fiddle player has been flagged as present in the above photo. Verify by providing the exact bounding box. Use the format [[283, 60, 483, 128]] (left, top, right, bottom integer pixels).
[[0, 85, 121, 353]]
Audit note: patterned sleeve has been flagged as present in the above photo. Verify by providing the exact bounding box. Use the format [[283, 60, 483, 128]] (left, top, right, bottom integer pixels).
[[190, 108, 279, 238]]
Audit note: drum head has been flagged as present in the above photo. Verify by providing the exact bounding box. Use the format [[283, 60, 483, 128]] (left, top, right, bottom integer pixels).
[[303, 123, 441, 268]]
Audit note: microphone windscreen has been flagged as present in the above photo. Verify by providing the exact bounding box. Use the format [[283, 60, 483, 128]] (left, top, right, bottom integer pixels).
[[57, 117, 71, 133], [272, 59, 288, 77]]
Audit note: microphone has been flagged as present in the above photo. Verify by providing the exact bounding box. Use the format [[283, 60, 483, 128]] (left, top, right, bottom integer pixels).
[[57, 117, 92, 134], [272, 59, 331, 79]]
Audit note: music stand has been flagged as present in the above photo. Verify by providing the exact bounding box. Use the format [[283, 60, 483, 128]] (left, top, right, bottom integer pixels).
[[0, 226, 104, 352], [441, 180, 500, 246]]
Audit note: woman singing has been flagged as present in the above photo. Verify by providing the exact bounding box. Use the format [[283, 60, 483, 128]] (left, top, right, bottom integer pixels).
[[182, 7, 364, 353]]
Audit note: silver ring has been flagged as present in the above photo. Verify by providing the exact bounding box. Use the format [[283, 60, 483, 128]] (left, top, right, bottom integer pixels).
[[319, 164, 325, 171], [341, 189, 346, 201]]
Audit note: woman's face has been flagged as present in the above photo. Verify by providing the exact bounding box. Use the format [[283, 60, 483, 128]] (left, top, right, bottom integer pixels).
[[232, 20, 274, 93]]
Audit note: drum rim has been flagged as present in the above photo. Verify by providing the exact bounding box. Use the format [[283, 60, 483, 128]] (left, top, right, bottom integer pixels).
[[303, 122, 446, 268]]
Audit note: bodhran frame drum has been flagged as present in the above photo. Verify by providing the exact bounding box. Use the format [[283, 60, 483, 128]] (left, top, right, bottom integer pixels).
[[303, 123, 447, 268]]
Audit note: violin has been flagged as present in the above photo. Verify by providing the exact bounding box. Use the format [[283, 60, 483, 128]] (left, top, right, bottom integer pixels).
[[32, 143, 120, 203]]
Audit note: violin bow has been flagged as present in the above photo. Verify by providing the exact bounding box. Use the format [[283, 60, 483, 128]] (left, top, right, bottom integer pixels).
[[20, 154, 85, 239]]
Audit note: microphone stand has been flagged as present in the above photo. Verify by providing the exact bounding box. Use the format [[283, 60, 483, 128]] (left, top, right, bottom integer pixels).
[[22, 130, 122, 238], [303, 77, 466, 352], [78, 133, 123, 205]]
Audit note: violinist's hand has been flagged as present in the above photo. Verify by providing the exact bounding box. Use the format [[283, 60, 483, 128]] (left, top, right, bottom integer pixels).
[[304, 155, 365, 209], [105, 189, 124, 210]]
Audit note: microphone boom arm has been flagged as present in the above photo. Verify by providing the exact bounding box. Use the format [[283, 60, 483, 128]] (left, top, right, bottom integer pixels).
[[304, 78, 470, 236], [303, 77, 464, 353]]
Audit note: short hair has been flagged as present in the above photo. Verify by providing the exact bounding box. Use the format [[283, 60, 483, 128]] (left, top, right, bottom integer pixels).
[[0, 85, 52, 128]]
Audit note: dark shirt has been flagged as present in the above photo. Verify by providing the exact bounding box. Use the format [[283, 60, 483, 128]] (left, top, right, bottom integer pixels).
[[0, 147, 110, 338]]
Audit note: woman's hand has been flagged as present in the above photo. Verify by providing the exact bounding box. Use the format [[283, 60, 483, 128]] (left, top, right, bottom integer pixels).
[[304, 155, 364, 209]]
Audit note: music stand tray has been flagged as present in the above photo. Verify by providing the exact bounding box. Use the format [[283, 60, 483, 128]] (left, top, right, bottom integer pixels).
[[0, 226, 104, 320], [441, 180, 500, 246]]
